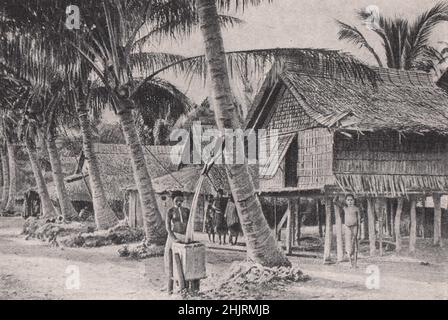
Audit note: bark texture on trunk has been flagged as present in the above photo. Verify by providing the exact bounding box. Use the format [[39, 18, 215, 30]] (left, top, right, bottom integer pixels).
[[395, 198, 403, 252], [323, 197, 332, 263], [25, 138, 57, 218], [45, 134, 77, 219], [4, 142, 16, 213], [334, 203, 344, 262], [0, 143, 9, 211], [118, 110, 166, 245], [367, 198, 376, 256], [197, 0, 290, 267], [409, 198, 417, 254], [433, 193, 442, 247], [78, 110, 118, 229]]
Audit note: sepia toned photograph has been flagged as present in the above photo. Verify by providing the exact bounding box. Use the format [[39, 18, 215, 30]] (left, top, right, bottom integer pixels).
[[0, 0, 447, 302]]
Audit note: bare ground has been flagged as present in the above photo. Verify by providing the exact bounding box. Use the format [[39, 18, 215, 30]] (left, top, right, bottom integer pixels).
[[0, 217, 447, 300]]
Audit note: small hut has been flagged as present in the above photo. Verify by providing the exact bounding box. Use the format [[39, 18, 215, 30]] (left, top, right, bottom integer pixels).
[[246, 55, 448, 259], [56, 143, 178, 223]]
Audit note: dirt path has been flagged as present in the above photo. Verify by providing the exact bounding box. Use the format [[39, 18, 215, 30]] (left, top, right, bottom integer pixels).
[[1, 217, 447, 300]]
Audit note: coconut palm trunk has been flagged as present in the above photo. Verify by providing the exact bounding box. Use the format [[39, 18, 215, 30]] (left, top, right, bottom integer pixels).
[[25, 137, 57, 218], [117, 107, 167, 245], [4, 141, 16, 213], [45, 133, 77, 219], [197, 0, 290, 267], [78, 109, 118, 229], [0, 142, 9, 211]]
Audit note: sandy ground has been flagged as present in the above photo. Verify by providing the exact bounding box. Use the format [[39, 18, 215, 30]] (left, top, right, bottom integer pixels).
[[1, 217, 447, 300]]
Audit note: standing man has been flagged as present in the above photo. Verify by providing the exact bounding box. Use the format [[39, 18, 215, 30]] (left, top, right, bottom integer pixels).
[[343, 194, 362, 268], [164, 191, 190, 293], [212, 189, 228, 245], [226, 196, 241, 245]]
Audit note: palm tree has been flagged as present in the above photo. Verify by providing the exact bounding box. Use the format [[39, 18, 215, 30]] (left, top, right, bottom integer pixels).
[[336, 2, 448, 70], [21, 108, 58, 218], [0, 141, 9, 211], [196, 0, 290, 267], [412, 43, 448, 79], [0, 110, 19, 214]]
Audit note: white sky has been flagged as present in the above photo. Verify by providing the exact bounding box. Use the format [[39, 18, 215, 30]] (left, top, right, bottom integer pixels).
[[104, 0, 448, 122]]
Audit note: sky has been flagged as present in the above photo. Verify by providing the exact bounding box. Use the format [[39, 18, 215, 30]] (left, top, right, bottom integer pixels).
[[105, 0, 448, 122]]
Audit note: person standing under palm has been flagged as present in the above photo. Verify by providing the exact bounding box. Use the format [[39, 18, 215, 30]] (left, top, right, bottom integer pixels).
[[212, 189, 228, 245]]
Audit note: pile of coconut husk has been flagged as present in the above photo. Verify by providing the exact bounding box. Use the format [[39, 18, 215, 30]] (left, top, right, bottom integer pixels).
[[23, 217, 144, 248], [23, 217, 94, 242], [198, 262, 310, 299], [118, 242, 164, 260]]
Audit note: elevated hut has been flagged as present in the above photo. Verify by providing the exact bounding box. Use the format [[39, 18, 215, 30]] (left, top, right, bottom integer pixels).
[[246, 56, 448, 260]]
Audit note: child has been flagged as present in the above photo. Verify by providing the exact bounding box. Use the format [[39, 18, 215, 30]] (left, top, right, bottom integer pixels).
[[343, 194, 361, 268]]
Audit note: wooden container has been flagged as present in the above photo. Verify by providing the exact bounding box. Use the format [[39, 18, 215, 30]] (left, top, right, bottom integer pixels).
[[171, 242, 206, 281]]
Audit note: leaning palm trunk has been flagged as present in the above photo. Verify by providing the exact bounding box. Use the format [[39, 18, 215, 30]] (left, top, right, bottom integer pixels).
[[45, 133, 77, 220], [78, 109, 118, 229], [197, 0, 290, 267], [25, 138, 57, 218], [4, 141, 17, 213], [0, 143, 9, 211], [117, 107, 167, 245]]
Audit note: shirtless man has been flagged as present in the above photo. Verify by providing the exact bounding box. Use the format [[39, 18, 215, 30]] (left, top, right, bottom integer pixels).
[[164, 191, 190, 293], [343, 194, 361, 268]]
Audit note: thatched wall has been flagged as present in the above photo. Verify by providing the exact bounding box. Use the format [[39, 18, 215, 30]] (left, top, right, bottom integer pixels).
[[333, 131, 448, 196], [265, 89, 318, 131], [297, 128, 335, 190]]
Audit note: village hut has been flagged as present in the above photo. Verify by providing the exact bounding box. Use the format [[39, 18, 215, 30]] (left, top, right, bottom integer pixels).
[[245, 54, 448, 259], [47, 143, 177, 224], [149, 164, 259, 231]]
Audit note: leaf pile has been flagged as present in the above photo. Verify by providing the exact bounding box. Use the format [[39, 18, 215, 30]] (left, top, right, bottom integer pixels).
[[198, 262, 310, 299], [118, 243, 164, 260], [23, 217, 144, 248]]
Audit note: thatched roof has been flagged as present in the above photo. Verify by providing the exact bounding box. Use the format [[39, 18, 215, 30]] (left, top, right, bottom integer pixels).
[[47, 176, 91, 202], [55, 143, 178, 201], [149, 164, 259, 195], [174, 98, 215, 130], [246, 57, 448, 134]]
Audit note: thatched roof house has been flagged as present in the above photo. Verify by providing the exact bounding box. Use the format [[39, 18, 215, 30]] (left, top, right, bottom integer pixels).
[[246, 57, 448, 198], [151, 164, 259, 195], [54, 143, 177, 202]]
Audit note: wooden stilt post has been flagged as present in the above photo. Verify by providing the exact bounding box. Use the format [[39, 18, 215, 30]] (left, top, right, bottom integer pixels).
[[286, 198, 295, 254], [323, 195, 333, 264], [367, 198, 376, 256], [363, 199, 369, 240], [274, 197, 277, 242], [421, 197, 426, 239], [334, 198, 344, 263], [433, 193, 442, 247], [409, 197, 417, 254], [378, 201, 384, 256], [317, 200, 323, 238], [395, 198, 403, 253], [295, 198, 302, 246], [385, 199, 391, 237], [390, 199, 396, 239]]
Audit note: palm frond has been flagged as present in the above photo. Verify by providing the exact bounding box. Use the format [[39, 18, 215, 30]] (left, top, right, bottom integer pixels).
[[336, 20, 383, 67], [406, 1, 448, 68], [133, 14, 244, 51]]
